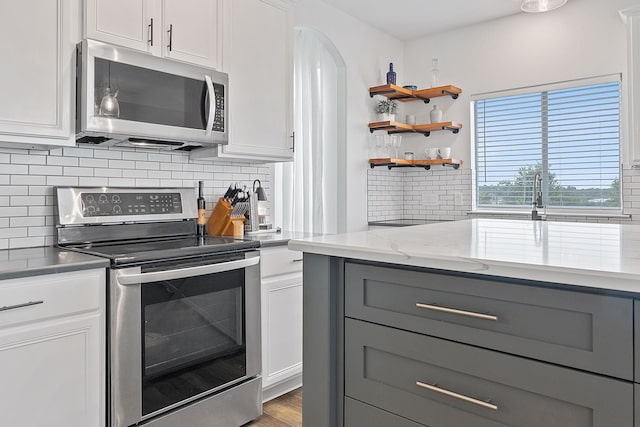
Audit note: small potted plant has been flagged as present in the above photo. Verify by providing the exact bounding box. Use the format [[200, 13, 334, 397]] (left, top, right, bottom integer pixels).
[[376, 99, 399, 122]]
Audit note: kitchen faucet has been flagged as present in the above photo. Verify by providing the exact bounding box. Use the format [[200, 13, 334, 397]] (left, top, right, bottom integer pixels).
[[531, 171, 545, 221]]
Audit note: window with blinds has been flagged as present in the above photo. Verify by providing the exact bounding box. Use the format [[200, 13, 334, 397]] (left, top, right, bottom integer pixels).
[[473, 76, 621, 211]]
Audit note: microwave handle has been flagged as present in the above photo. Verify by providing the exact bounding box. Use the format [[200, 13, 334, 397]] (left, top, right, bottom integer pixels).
[[205, 75, 215, 136], [116, 256, 259, 285]]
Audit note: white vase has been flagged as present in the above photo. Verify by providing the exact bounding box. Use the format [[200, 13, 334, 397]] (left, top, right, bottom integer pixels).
[[379, 113, 395, 122], [430, 105, 442, 124]]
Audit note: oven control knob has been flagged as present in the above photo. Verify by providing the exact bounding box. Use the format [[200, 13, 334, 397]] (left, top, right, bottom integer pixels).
[[85, 195, 95, 203], [113, 205, 122, 214], [87, 205, 96, 214], [112, 195, 121, 203], [99, 194, 108, 203]]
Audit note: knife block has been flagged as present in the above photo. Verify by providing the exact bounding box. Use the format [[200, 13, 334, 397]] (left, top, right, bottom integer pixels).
[[207, 198, 243, 236]]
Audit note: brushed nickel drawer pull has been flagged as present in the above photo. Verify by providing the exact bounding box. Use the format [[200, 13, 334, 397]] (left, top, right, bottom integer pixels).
[[292, 258, 303, 263], [416, 303, 498, 321], [0, 300, 44, 312], [416, 381, 498, 411]]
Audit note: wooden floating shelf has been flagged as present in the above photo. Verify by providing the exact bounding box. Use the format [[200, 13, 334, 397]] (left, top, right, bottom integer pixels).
[[369, 158, 463, 170], [368, 121, 462, 137], [369, 84, 462, 103]]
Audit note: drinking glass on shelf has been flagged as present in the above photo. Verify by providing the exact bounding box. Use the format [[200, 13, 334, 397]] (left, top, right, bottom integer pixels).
[[376, 134, 390, 158], [389, 135, 402, 159]]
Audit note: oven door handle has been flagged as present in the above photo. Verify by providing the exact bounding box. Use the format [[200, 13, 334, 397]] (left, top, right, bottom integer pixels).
[[115, 256, 260, 285]]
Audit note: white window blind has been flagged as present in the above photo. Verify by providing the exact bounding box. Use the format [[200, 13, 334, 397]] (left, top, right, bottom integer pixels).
[[473, 76, 621, 211]]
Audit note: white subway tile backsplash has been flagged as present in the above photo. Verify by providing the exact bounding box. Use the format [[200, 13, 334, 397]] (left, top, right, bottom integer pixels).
[[64, 167, 94, 177], [10, 216, 45, 227], [63, 147, 94, 157], [48, 156, 79, 166], [0, 186, 28, 196], [46, 176, 79, 186], [9, 237, 45, 249], [5, 164, 29, 175], [0, 206, 28, 217], [79, 158, 109, 168], [11, 196, 46, 206], [30, 165, 62, 176], [93, 149, 122, 159], [122, 151, 148, 161], [11, 154, 46, 165], [0, 145, 272, 249], [11, 175, 46, 185], [95, 168, 122, 177]]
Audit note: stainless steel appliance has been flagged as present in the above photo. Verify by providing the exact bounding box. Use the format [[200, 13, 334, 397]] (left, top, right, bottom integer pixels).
[[55, 187, 261, 427], [76, 39, 228, 150]]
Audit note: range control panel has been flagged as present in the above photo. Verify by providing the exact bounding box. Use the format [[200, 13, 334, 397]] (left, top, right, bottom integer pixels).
[[81, 192, 183, 217]]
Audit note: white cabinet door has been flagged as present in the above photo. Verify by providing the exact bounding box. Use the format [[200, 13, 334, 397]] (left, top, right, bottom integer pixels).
[[85, 0, 158, 55], [260, 246, 303, 401], [191, 0, 293, 161], [0, 0, 77, 147], [262, 274, 303, 391], [622, 6, 640, 166], [0, 314, 103, 427], [0, 268, 105, 427], [162, 0, 220, 69]]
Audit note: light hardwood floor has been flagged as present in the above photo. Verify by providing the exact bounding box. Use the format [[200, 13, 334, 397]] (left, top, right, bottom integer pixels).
[[245, 388, 302, 427]]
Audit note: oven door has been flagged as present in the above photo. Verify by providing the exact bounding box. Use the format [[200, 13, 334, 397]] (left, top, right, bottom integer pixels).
[[109, 251, 260, 427]]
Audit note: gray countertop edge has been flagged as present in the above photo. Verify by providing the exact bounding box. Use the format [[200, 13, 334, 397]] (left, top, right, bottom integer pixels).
[[0, 247, 110, 281]]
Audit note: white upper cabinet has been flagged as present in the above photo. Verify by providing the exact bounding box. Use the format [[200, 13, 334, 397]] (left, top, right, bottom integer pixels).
[[621, 6, 640, 166], [85, 0, 156, 54], [85, 0, 221, 69], [190, 0, 293, 162], [162, 0, 220, 68], [0, 0, 78, 148]]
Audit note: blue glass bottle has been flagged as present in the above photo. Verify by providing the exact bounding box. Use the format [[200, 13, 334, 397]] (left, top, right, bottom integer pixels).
[[386, 63, 396, 85]]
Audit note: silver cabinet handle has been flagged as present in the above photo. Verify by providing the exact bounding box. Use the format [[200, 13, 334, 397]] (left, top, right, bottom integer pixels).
[[416, 381, 498, 411], [117, 256, 259, 285], [416, 303, 498, 321], [167, 24, 173, 51], [148, 18, 154, 46], [292, 258, 303, 263], [204, 75, 215, 136], [0, 300, 44, 312]]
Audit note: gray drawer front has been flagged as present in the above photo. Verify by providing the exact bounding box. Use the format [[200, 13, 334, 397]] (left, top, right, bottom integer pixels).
[[345, 319, 633, 427], [344, 398, 424, 427], [345, 262, 633, 380]]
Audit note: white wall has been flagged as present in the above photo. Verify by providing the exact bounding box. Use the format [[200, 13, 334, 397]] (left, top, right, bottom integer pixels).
[[401, 0, 639, 165], [293, 0, 404, 231]]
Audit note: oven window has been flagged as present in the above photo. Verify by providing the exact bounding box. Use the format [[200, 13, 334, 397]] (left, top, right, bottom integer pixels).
[[141, 267, 246, 416]]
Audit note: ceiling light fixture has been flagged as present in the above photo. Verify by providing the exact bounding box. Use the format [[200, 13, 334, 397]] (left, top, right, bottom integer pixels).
[[521, 0, 567, 13]]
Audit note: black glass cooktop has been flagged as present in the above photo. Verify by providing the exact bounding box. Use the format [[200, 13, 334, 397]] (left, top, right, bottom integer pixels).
[[67, 235, 259, 266]]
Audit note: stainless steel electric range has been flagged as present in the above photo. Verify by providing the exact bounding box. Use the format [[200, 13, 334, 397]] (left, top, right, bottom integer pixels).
[[55, 186, 262, 427]]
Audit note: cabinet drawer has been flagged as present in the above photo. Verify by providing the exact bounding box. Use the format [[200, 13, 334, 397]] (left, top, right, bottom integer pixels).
[[345, 319, 633, 427], [260, 246, 303, 278], [345, 262, 633, 380], [0, 269, 104, 329], [345, 397, 424, 427]]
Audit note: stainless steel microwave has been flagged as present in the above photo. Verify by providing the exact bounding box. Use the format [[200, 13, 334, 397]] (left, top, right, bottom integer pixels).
[[76, 39, 228, 150]]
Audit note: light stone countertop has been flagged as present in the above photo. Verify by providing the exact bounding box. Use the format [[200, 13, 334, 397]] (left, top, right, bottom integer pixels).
[[289, 218, 640, 294]]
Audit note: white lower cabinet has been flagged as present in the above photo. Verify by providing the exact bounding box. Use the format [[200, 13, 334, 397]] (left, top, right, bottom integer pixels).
[[260, 246, 303, 401], [0, 269, 105, 427]]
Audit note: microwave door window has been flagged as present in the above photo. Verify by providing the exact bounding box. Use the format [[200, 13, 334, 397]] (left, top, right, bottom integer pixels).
[[141, 270, 247, 416], [94, 58, 207, 130]]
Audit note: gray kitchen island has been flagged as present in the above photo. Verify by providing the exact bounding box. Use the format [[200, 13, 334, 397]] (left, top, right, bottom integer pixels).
[[288, 219, 640, 427]]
